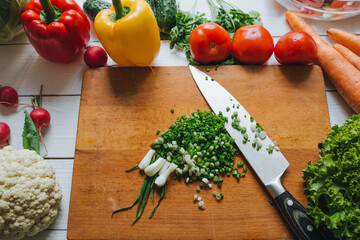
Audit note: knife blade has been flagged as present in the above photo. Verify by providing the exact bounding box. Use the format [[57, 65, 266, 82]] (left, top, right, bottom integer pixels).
[[189, 65, 327, 240]]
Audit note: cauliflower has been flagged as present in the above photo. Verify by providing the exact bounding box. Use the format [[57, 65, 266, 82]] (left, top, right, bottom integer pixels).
[[0, 146, 62, 240]]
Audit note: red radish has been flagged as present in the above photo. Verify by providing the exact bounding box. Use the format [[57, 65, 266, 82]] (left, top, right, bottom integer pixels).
[[0, 122, 10, 145], [30, 85, 51, 153], [84, 46, 108, 68], [30, 108, 51, 128], [30, 108, 50, 153], [0, 86, 18, 106]]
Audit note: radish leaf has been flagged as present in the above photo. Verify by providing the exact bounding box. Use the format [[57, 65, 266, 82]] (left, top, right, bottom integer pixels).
[[22, 109, 40, 154]]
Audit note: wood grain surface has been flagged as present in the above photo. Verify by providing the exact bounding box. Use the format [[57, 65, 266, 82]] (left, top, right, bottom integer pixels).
[[68, 65, 331, 240]]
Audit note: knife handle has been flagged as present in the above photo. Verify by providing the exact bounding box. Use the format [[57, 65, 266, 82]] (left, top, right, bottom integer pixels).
[[274, 190, 327, 240]]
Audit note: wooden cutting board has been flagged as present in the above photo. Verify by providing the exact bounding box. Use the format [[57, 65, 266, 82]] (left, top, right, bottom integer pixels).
[[68, 65, 331, 240]]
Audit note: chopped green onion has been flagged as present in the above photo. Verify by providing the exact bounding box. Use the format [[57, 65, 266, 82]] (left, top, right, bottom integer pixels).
[[125, 165, 139, 172], [215, 193, 223, 201]]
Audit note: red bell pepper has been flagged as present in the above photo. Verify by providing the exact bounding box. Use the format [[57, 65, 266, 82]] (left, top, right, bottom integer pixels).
[[21, 0, 90, 63]]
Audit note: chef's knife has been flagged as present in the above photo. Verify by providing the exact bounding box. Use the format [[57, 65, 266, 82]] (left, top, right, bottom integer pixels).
[[189, 65, 327, 240]]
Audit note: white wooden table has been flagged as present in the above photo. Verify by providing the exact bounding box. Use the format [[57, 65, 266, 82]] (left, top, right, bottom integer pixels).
[[0, 0, 358, 239]]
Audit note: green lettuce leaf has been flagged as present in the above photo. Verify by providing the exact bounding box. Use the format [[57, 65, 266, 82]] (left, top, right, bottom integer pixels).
[[303, 115, 360, 239]]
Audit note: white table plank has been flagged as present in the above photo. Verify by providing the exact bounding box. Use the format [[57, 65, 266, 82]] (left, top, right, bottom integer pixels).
[[326, 91, 354, 127], [0, 45, 86, 95], [1, 96, 80, 158], [46, 159, 74, 231]]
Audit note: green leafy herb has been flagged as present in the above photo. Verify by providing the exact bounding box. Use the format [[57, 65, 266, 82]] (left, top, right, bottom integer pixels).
[[169, 9, 208, 60], [209, 0, 262, 39], [302, 115, 360, 240], [22, 109, 40, 154]]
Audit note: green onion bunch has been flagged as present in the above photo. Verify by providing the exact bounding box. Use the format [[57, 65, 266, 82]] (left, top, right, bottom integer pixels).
[[151, 110, 238, 186]]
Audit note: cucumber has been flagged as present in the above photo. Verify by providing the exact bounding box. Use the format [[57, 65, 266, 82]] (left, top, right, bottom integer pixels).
[[83, 0, 111, 21], [146, 0, 177, 33]]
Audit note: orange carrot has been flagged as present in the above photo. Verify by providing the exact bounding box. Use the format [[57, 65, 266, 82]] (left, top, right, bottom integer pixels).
[[285, 11, 360, 114], [327, 28, 360, 56], [333, 44, 360, 71], [329, 1, 346, 8]]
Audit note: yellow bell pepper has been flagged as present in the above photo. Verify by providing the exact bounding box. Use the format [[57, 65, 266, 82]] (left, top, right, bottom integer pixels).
[[94, 0, 160, 66]]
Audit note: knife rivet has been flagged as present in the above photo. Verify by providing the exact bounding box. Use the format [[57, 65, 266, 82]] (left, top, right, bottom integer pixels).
[[287, 200, 293, 206], [307, 225, 314, 232]]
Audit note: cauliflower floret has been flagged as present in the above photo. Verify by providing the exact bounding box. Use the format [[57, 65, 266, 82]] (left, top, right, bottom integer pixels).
[[0, 146, 62, 240]]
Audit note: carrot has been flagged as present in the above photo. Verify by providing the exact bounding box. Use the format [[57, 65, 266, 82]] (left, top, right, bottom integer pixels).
[[285, 11, 360, 114], [329, 1, 346, 8], [333, 44, 360, 71], [327, 28, 360, 56]]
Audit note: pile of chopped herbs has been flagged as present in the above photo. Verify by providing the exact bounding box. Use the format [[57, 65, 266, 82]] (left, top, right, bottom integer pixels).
[[169, 0, 262, 65], [151, 110, 239, 186], [302, 114, 360, 240], [114, 110, 242, 225]]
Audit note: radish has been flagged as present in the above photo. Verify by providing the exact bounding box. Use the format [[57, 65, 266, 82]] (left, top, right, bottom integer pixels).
[[30, 108, 51, 129], [0, 86, 18, 107], [84, 46, 108, 68], [0, 122, 10, 145], [30, 85, 50, 153]]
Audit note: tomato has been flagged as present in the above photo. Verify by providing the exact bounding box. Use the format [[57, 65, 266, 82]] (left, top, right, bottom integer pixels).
[[189, 23, 232, 64], [232, 25, 274, 65], [274, 31, 317, 65]]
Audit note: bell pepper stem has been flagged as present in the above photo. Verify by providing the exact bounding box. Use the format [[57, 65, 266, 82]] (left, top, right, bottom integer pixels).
[[112, 0, 126, 20], [39, 0, 56, 22]]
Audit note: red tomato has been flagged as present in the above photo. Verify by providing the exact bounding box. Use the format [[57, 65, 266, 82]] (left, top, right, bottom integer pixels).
[[274, 31, 317, 65], [232, 25, 274, 65], [189, 23, 232, 64]]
